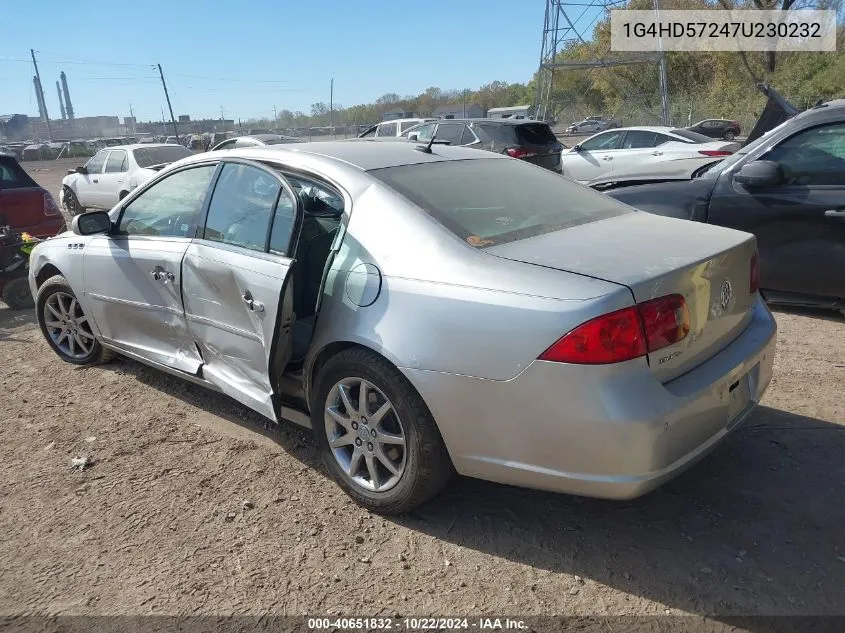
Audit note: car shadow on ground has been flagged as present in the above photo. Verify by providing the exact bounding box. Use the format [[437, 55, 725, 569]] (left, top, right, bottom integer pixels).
[[394, 405, 845, 620], [769, 304, 843, 324]]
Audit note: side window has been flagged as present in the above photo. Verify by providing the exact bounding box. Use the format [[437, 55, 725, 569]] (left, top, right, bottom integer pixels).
[[435, 123, 464, 145], [270, 175, 343, 255], [621, 131, 658, 149], [359, 127, 377, 138], [104, 150, 127, 173], [460, 125, 478, 145], [762, 123, 845, 186], [408, 123, 435, 140], [233, 138, 259, 148], [118, 165, 216, 237], [85, 150, 108, 174], [653, 133, 671, 147], [203, 163, 281, 251], [377, 123, 397, 137], [580, 131, 623, 151], [0, 164, 20, 187]]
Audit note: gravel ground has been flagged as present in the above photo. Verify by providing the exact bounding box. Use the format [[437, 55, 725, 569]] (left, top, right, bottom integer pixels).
[[1, 160, 843, 627]]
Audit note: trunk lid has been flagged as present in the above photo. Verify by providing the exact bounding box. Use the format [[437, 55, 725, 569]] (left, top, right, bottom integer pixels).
[[486, 212, 757, 381]]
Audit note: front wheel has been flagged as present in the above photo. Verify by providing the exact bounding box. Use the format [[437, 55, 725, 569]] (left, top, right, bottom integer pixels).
[[63, 187, 85, 216], [36, 275, 114, 365], [724, 131, 736, 141], [311, 348, 454, 514]]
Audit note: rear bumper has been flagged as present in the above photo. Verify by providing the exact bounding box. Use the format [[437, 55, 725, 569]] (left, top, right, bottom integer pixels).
[[404, 297, 777, 499]]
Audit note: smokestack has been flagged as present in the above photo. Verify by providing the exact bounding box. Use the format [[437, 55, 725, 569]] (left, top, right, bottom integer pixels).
[[33, 76, 48, 123], [61, 71, 75, 120], [56, 80, 67, 120]]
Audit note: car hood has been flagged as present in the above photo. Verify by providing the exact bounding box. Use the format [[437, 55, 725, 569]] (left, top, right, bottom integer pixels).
[[600, 177, 716, 222]]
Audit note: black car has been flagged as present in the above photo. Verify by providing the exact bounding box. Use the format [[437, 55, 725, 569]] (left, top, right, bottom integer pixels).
[[688, 119, 742, 141], [401, 118, 565, 173], [601, 90, 845, 314]]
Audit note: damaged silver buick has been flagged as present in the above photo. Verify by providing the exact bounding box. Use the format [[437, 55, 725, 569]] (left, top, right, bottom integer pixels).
[[28, 141, 776, 514]]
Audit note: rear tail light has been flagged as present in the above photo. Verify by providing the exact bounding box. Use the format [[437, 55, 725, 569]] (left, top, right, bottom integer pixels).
[[506, 147, 538, 159], [698, 150, 734, 157], [638, 294, 691, 353], [43, 192, 60, 216], [539, 294, 691, 365], [750, 250, 760, 294], [539, 306, 646, 364]]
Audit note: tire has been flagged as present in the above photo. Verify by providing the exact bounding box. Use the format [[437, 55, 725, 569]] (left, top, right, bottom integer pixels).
[[2, 277, 34, 310], [311, 348, 454, 514], [724, 131, 736, 141], [63, 187, 85, 216], [36, 275, 115, 365]]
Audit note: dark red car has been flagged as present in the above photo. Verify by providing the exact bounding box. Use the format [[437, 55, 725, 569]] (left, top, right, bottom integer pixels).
[[0, 155, 65, 237]]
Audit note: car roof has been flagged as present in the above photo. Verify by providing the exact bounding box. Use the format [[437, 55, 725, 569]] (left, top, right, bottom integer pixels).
[[93, 143, 177, 151], [182, 139, 505, 171], [380, 118, 432, 124], [432, 118, 548, 126]]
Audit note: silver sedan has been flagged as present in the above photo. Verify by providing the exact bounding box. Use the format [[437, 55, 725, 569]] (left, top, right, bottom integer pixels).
[[28, 141, 777, 514]]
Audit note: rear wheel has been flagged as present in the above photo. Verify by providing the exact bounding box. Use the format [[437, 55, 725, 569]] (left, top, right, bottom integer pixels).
[[724, 130, 736, 141], [311, 348, 454, 514], [36, 275, 114, 365], [2, 278, 33, 310], [64, 187, 85, 216]]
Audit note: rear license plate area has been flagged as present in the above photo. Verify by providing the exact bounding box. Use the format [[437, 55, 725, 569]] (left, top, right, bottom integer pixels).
[[725, 363, 760, 430]]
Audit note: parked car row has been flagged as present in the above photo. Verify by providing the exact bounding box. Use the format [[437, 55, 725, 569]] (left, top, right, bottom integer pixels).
[[4, 85, 839, 519]]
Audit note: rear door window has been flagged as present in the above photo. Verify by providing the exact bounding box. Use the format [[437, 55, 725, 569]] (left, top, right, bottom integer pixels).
[[435, 123, 464, 145], [0, 158, 38, 189], [460, 125, 478, 146], [104, 150, 128, 173], [376, 122, 397, 137], [203, 163, 282, 251], [621, 131, 658, 149], [371, 158, 630, 247]]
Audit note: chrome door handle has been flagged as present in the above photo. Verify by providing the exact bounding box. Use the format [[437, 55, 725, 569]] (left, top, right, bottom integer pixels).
[[93, 179, 99, 183], [602, 156, 613, 161], [824, 209, 845, 219], [652, 151, 663, 156]]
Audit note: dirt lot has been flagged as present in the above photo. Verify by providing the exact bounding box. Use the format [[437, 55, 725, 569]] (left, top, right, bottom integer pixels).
[[0, 160, 843, 626]]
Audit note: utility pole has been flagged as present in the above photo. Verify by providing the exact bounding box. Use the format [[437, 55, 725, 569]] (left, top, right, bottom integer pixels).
[[160, 107, 166, 136], [129, 103, 135, 133], [655, 0, 670, 126], [329, 78, 334, 135], [30, 49, 52, 141], [157, 64, 180, 142], [273, 104, 277, 125], [463, 90, 467, 118]]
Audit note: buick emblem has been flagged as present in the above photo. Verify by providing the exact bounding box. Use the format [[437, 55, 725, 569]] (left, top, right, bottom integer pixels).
[[719, 279, 733, 311]]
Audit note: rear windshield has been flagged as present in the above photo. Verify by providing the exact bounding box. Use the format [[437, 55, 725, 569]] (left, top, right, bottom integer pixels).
[[669, 129, 713, 143], [370, 158, 631, 247], [516, 123, 557, 145], [133, 145, 192, 168]]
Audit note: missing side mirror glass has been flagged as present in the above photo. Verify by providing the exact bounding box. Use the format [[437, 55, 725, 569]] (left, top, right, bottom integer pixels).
[[71, 211, 111, 236], [75, 166, 87, 174]]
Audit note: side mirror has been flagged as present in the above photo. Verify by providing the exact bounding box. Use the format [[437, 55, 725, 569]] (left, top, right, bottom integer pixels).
[[75, 166, 87, 175], [407, 133, 419, 142], [734, 160, 783, 188], [71, 211, 111, 236], [572, 144, 581, 152]]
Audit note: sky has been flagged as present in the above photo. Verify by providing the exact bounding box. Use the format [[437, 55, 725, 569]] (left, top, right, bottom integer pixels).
[[1, 0, 548, 123]]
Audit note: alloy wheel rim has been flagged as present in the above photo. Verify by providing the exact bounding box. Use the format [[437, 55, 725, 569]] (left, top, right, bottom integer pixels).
[[43, 291, 95, 360], [324, 377, 407, 492]]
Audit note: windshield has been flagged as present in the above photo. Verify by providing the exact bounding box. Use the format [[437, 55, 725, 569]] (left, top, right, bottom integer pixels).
[[133, 146, 192, 168], [371, 158, 631, 247], [670, 129, 714, 143]]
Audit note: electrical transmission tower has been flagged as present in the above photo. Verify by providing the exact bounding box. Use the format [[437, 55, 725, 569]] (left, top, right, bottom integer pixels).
[[534, 0, 667, 125]]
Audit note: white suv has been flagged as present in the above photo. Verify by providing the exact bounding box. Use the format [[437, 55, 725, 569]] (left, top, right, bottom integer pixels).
[[358, 118, 435, 138]]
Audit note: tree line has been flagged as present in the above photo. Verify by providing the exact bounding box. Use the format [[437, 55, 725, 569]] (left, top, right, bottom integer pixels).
[[254, 0, 844, 130]]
